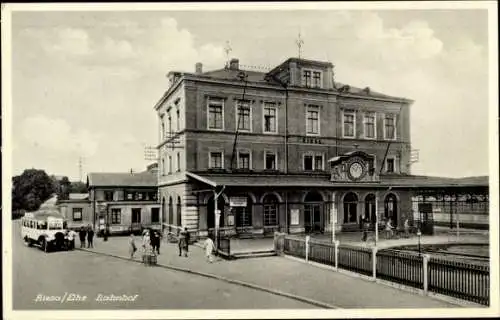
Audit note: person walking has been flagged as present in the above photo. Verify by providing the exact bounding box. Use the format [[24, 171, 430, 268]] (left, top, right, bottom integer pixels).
[[87, 225, 95, 248], [178, 228, 186, 257], [404, 218, 410, 238], [129, 233, 137, 259], [150, 230, 158, 255], [67, 229, 76, 250], [79, 227, 87, 248], [385, 219, 394, 239], [361, 217, 369, 242], [183, 227, 190, 257], [203, 236, 215, 263]]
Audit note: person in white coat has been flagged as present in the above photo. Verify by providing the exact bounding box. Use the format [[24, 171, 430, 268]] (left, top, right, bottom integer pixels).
[[203, 237, 215, 263]]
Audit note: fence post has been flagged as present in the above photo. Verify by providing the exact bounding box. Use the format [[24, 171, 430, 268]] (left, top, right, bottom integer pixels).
[[372, 246, 377, 281], [305, 235, 310, 262], [423, 254, 430, 294], [335, 240, 339, 270]]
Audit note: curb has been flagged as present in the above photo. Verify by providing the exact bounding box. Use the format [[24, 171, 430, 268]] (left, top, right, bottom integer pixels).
[[77, 248, 339, 309], [283, 255, 485, 308]]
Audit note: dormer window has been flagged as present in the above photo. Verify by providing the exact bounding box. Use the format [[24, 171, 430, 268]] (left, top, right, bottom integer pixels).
[[302, 69, 322, 88]]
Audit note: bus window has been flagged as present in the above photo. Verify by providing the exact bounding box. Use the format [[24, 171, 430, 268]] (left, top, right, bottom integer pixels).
[[63, 221, 68, 229], [40, 221, 47, 230]]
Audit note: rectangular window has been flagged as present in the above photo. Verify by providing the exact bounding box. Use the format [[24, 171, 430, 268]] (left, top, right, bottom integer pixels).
[[265, 151, 277, 170], [151, 208, 160, 223], [306, 105, 319, 135], [386, 158, 396, 173], [312, 71, 322, 88], [168, 155, 172, 173], [111, 208, 121, 224], [263, 204, 278, 226], [104, 191, 113, 201], [236, 101, 251, 131], [237, 150, 251, 170], [132, 208, 141, 224], [167, 112, 172, 135], [161, 120, 165, 140], [304, 155, 313, 171], [364, 113, 376, 139], [176, 152, 180, 172], [161, 158, 165, 176], [303, 154, 324, 171], [209, 151, 223, 169], [126, 192, 133, 200], [208, 98, 224, 130], [314, 155, 323, 171], [302, 70, 311, 87], [343, 111, 355, 138], [72, 208, 83, 221], [384, 114, 396, 140], [263, 103, 277, 133]]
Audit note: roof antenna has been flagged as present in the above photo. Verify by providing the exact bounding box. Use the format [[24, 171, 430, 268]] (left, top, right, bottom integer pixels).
[[296, 29, 304, 59], [224, 41, 232, 68]]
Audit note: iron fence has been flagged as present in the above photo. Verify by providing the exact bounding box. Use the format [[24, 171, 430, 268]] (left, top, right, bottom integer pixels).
[[428, 257, 489, 305], [337, 245, 372, 276], [376, 250, 424, 289], [283, 237, 306, 259], [308, 239, 336, 267]]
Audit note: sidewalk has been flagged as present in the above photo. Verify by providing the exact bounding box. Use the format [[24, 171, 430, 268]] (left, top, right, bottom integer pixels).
[[78, 236, 465, 309]]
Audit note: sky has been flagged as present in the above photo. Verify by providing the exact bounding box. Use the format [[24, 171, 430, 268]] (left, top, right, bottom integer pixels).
[[6, 4, 493, 181]]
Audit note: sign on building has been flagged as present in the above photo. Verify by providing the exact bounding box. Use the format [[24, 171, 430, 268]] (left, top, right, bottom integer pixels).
[[230, 197, 247, 207], [290, 209, 299, 225]]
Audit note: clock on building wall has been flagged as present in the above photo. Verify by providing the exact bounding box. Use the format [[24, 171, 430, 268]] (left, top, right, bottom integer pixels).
[[346, 157, 367, 181]]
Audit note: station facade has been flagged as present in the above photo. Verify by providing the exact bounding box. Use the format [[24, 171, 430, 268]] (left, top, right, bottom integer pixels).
[[155, 57, 418, 238]]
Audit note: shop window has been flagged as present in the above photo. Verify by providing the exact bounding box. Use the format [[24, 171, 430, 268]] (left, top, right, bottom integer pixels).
[[263, 194, 279, 226], [72, 208, 83, 221], [111, 208, 121, 224]]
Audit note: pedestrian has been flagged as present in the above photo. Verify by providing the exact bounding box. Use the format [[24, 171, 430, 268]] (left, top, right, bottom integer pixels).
[[385, 219, 394, 239], [129, 233, 137, 259], [142, 230, 151, 253], [203, 236, 215, 263], [361, 217, 368, 242], [150, 230, 158, 255], [156, 231, 162, 255], [79, 227, 87, 248], [87, 225, 94, 248], [183, 227, 190, 257], [178, 228, 186, 257], [404, 218, 410, 238], [67, 229, 76, 250]]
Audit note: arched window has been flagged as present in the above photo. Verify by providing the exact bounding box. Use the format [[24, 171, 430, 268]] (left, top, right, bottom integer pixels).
[[384, 193, 398, 225], [364, 194, 376, 223], [263, 194, 279, 226], [177, 196, 182, 227], [168, 196, 173, 226], [343, 192, 358, 223], [235, 196, 253, 227]]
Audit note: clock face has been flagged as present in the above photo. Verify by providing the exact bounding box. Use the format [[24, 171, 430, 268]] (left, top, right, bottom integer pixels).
[[347, 159, 366, 181]]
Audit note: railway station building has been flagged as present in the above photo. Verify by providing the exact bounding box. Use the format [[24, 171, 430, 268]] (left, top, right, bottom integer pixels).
[[154, 57, 489, 238]]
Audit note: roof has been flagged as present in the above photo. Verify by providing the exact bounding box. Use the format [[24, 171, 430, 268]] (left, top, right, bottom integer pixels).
[[186, 172, 334, 188], [25, 209, 65, 220], [87, 172, 157, 188], [335, 82, 408, 101], [199, 68, 271, 84], [69, 193, 89, 200], [186, 172, 489, 189]]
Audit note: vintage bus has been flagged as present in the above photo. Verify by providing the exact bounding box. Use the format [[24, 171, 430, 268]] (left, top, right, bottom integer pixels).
[[21, 210, 68, 252]]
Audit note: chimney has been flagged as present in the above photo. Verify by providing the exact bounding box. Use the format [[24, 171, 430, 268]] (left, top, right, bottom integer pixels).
[[229, 58, 239, 70], [195, 62, 203, 74]]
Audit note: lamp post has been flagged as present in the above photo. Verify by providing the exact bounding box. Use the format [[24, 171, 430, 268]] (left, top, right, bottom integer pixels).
[[213, 185, 226, 252], [417, 229, 422, 255]]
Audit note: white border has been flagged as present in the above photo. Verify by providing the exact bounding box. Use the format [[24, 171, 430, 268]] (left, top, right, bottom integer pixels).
[[236, 148, 253, 170], [235, 100, 252, 132], [363, 112, 377, 140], [305, 104, 320, 136], [383, 113, 397, 141], [208, 149, 224, 169], [264, 149, 278, 170]]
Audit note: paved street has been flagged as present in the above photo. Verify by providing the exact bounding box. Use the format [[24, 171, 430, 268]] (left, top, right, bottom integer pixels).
[[75, 232, 460, 309], [11, 220, 316, 309]]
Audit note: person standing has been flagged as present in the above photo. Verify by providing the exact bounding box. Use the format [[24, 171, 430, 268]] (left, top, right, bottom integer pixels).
[[203, 236, 215, 263], [87, 226, 95, 248], [79, 227, 87, 248], [178, 228, 186, 257], [361, 217, 369, 242], [150, 230, 158, 255], [129, 233, 137, 259], [183, 227, 190, 257], [404, 218, 410, 238], [67, 229, 76, 250]]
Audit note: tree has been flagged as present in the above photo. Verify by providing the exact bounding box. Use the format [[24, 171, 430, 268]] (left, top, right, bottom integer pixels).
[[12, 169, 55, 212], [70, 181, 88, 194]]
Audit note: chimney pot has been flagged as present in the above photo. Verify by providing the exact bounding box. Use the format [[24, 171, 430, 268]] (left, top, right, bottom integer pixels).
[[195, 62, 203, 74], [229, 58, 239, 70]]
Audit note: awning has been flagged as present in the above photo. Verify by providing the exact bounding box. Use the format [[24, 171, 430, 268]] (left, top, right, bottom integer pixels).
[[186, 172, 488, 190]]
